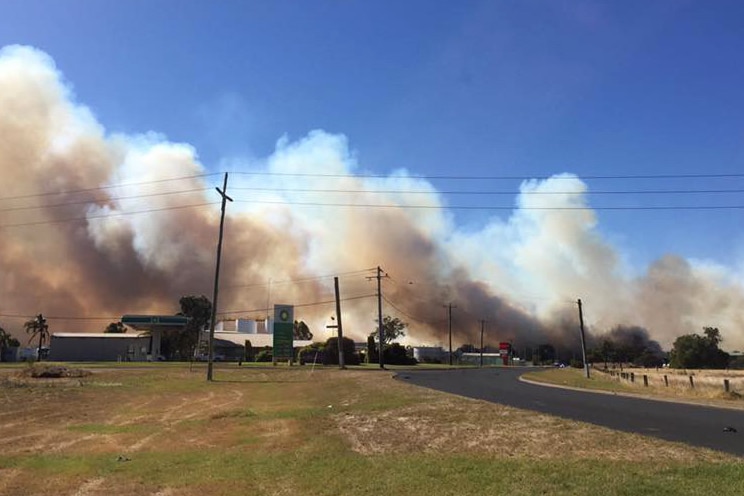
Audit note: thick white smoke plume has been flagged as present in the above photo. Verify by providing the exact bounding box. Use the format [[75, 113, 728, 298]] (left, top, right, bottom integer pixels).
[[1, 45, 743, 351]]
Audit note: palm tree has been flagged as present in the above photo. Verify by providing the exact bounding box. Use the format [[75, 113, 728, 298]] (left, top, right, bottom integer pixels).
[[24, 315, 49, 361]]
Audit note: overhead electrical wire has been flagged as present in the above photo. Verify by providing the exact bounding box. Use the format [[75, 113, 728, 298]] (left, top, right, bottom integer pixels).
[[0, 173, 220, 202], [221, 268, 377, 290], [231, 170, 744, 181], [0, 188, 211, 214], [0, 293, 378, 323], [230, 186, 744, 196], [2, 169, 743, 230], [217, 293, 376, 316], [0, 202, 218, 229], [234, 199, 744, 211], [381, 294, 446, 326], [7, 186, 743, 217]]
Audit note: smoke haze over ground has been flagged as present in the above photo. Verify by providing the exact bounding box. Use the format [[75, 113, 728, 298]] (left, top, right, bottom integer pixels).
[[1, 45, 743, 351]]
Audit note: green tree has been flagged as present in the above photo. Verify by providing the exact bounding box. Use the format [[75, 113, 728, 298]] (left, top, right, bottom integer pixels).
[[0, 325, 20, 362], [384, 343, 416, 365], [293, 320, 313, 340], [369, 315, 407, 344], [161, 295, 212, 360], [670, 327, 729, 369], [588, 327, 663, 367], [323, 337, 360, 366], [535, 344, 555, 364], [458, 343, 477, 353], [104, 321, 127, 333], [366, 334, 377, 363], [179, 295, 213, 333], [703, 327, 722, 347]]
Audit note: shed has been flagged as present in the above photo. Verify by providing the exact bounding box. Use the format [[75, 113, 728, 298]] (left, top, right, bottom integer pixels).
[[49, 333, 154, 362]]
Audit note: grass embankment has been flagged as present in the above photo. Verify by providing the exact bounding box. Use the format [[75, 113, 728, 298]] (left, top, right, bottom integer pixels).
[[1, 363, 743, 495], [524, 367, 744, 409]]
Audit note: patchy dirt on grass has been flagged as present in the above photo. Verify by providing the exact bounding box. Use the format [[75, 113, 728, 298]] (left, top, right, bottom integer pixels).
[[334, 394, 733, 463], [0, 366, 737, 495]]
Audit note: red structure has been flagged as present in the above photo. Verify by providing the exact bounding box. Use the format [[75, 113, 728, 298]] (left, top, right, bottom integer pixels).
[[499, 342, 511, 366]]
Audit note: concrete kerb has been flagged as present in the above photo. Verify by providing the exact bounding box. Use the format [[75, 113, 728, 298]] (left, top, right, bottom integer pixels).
[[518, 374, 744, 412]]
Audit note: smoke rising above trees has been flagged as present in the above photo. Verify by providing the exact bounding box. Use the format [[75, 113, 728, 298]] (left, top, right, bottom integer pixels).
[[1, 45, 743, 352]]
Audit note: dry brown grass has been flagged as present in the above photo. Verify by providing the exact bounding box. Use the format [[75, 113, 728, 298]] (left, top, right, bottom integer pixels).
[[596, 367, 744, 405], [334, 391, 731, 463], [0, 365, 739, 495]]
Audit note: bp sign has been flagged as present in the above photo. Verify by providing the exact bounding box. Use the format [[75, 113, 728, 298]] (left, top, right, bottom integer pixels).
[[273, 304, 294, 361]]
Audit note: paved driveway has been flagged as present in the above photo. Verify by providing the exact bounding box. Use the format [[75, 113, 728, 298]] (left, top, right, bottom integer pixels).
[[399, 367, 744, 456]]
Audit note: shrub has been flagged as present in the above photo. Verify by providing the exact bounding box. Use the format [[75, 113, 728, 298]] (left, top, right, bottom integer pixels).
[[255, 350, 273, 362], [384, 343, 417, 365], [297, 344, 324, 365], [323, 337, 360, 366]]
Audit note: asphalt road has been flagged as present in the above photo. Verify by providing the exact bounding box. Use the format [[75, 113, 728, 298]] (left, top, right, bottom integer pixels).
[[398, 367, 744, 457]]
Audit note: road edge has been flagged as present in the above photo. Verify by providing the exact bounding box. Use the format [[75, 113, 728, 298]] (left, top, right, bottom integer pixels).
[[518, 374, 744, 411]]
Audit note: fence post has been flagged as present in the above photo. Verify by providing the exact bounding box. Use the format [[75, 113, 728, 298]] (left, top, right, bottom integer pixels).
[[664, 375, 668, 387], [689, 375, 694, 389], [724, 379, 730, 393], [630, 372, 635, 383], [643, 375, 648, 387]]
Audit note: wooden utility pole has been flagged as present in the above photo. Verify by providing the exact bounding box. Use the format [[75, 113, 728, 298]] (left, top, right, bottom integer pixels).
[[376, 266, 384, 369], [334, 276, 345, 369], [577, 298, 590, 379], [479, 320, 486, 368], [445, 303, 457, 366], [207, 173, 232, 382]]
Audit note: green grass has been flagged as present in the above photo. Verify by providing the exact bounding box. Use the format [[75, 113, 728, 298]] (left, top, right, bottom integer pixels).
[[4, 451, 744, 495]]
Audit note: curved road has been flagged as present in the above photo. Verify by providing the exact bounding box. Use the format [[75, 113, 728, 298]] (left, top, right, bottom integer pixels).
[[399, 367, 744, 457]]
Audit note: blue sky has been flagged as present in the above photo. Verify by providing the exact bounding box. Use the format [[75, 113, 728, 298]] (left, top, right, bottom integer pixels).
[[2, 0, 743, 270]]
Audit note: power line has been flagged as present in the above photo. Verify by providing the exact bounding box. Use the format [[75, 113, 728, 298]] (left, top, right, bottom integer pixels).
[[0, 188, 211, 214], [230, 186, 744, 196], [221, 268, 376, 290], [234, 199, 744, 211], [0, 173, 220, 202], [0, 202, 218, 229], [0, 313, 118, 321], [216, 293, 376, 316], [230, 171, 744, 181], [381, 294, 444, 326]]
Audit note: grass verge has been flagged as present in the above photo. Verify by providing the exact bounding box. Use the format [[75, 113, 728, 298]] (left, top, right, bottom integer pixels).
[[1, 365, 742, 495]]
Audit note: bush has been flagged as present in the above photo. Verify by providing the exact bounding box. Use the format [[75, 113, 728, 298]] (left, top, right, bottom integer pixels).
[[323, 337, 360, 366], [384, 343, 417, 365], [570, 359, 584, 369], [297, 344, 324, 365], [255, 350, 273, 362], [728, 356, 744, 370]]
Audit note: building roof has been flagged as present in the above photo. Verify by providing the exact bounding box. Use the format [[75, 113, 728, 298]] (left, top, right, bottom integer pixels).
[[52, 333, 150, 339], [121, 314, 188, 331], [213, 331, 312, 348]]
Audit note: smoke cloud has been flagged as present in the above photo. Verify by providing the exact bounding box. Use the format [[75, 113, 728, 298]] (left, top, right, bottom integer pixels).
[[2, 45, 743, 352]]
